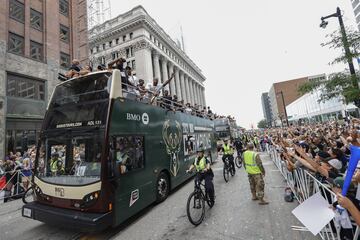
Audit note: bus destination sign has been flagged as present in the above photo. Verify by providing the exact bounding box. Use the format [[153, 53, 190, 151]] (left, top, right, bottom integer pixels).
[[56, 120, 102, 129]]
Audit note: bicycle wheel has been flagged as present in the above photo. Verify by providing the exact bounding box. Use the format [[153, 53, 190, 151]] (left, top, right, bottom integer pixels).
[[205, 192, 214, 208], [186, 191, 205, 226], [230, 165, 235, 176], [235, 156, 243, 168], [22, 187, 34, 204], [223, 164, 230, 182]]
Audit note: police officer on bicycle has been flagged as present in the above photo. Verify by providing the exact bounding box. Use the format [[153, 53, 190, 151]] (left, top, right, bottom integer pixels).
[[187, 146, 215, 206], [234, 138, 244, 156], [222, 139, 235, 173]]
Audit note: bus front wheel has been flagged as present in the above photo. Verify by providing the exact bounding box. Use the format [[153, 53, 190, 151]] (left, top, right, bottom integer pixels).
[[156, 172, 169, 203]]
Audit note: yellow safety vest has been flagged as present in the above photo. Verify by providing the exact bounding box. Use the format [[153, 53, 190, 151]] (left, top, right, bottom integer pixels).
[[194, 157, 206, 172], [243, 150, 262, 175], [50, 159, 64, 174], [223, 144, 233, 155]]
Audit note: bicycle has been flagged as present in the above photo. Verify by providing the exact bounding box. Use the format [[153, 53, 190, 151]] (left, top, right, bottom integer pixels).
[[186, 172, 213, 226], [223, 155, 235, 182], [22, 185, 34, 204], [235, 149, 243, 169]]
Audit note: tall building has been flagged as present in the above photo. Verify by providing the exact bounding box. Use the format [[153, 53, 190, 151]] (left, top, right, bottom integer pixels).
[[88, 6, 206, 107], [351, 0, 360, 30], [261, 92, 272, 126], [267, 74, 326, 126], [0, 0, 88, 158]]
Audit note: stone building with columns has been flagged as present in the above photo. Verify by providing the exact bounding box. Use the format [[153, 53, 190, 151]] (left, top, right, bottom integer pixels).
[[88, 6, 206, 107]]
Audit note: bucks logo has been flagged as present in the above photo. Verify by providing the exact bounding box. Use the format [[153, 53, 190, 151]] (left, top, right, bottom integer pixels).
[[162, 120, 182, 176]]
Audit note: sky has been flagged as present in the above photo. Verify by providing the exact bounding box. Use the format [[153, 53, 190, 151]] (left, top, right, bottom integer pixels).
[[107, 0, 358, 128]]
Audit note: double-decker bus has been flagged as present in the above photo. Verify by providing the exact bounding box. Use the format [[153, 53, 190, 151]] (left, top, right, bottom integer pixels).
[[22, 70, 217, 231]]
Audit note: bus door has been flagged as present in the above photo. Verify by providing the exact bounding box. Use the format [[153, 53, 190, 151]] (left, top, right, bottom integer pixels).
[[111, 135, 154, 224]]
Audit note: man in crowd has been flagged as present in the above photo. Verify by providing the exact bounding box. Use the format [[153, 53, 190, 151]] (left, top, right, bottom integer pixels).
[[243, 142, 268, 205]]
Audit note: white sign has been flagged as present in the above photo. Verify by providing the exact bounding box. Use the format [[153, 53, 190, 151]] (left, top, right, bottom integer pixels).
[[142, 113, 149, 125], [129, 189, 139, 207], [292, 192, 335, 236]]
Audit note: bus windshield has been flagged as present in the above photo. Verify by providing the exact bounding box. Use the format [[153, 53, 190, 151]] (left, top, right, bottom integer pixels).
[[51, 72, 112, 107], [44, 72, 112, 130], [36, 131, 104, 186]]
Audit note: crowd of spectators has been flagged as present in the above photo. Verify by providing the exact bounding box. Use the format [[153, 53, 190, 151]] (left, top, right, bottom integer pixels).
[[260, 118, 360, 239], [0, 146, 35, 202]]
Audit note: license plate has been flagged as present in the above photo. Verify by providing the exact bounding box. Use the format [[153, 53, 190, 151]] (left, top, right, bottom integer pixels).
[[23, 208, 32, 218]]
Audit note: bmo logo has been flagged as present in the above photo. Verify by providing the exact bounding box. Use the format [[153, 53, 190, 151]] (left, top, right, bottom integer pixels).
[[126, 112, 149, 125], [126, 113, 141, 121]]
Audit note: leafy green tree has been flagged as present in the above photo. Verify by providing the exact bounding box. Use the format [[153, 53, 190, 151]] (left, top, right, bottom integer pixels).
[[298, 28, 360, 107], [257, 119, 267, 129]]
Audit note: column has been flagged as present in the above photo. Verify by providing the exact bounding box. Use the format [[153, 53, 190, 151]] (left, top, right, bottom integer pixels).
[[161, 57, 169, 91], [168, 63, 176, 96], [174, 67, 182, 100], [180, 71, 187, 103], [184, 75, 191, 104], [153, 52, 161, 81], [190, 79, 195, 105], [202, 87, 206, 107], [196, 83, 201, 107], [134, 41, 153, 85]]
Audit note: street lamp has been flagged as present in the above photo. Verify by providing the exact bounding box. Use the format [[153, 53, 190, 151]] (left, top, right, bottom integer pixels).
[[320, 7, 359, 96], [276, 91, 289, 127]]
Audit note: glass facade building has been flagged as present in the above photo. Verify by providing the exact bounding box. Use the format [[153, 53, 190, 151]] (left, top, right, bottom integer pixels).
[[286, 89, 357, 123]]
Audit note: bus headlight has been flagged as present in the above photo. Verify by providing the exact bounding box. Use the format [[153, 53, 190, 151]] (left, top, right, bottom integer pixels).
[[81, 191, 100, 207]]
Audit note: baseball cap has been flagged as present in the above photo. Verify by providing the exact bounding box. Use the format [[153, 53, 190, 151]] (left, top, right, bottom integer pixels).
[[328, 159, 342, 170]]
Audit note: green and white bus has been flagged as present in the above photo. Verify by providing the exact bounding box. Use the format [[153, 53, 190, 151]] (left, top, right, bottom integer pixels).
[[22, 70, 217, 231]]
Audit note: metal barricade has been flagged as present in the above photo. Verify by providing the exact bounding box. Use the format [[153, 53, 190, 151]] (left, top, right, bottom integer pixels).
[[0, 169, 32, 203], [266, 144, 359, 240]]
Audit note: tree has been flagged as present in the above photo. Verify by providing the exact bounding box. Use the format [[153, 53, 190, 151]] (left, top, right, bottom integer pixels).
[[298, 28, 360, 107], [257, 119, 267, 129]]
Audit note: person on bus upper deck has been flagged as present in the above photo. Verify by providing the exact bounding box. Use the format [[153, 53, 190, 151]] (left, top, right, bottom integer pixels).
[[146, 73, 175, 98], [108, 58, 131, 91], [160, 90, 173, 110], [125, 66, 137, 97], [185, 103, 192, 114]]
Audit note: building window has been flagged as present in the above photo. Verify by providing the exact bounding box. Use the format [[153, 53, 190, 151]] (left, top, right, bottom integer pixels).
[[123, 35, 126, 42], [30, 41, 43, 61], [109, 41, 112, 47], [114, 136, 144, 174], [130, 32, 133, 39], [96, 46, 99, 52], [126, 48, 130, 58], [116, 38, 119, 44], [60, 52, 70, 68], [103, 43, 106, 50], [59, 0, 69, 16], [7, 74, 45, 101], [90, 48, 93, 54], [132, 60, 136, 70], [111, 52, 116, 60], [8, 32, 24, 55], [9, 0, 24, 23], [60, 24, 70, 42], [30, 9, 43, 31], [98, 56, 105, 65]]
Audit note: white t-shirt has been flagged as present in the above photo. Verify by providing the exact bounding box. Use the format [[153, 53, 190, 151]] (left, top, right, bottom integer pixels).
[[146, 83, 163, 93], [128, 75, 138, 87]]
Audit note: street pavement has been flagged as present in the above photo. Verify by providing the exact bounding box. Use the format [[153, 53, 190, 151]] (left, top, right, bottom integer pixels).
[[0, 153, 318, 240]]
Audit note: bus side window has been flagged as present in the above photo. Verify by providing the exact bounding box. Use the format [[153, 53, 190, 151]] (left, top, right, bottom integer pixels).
[[184, 135, 195, 156], [114, 136, 145, 175]]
